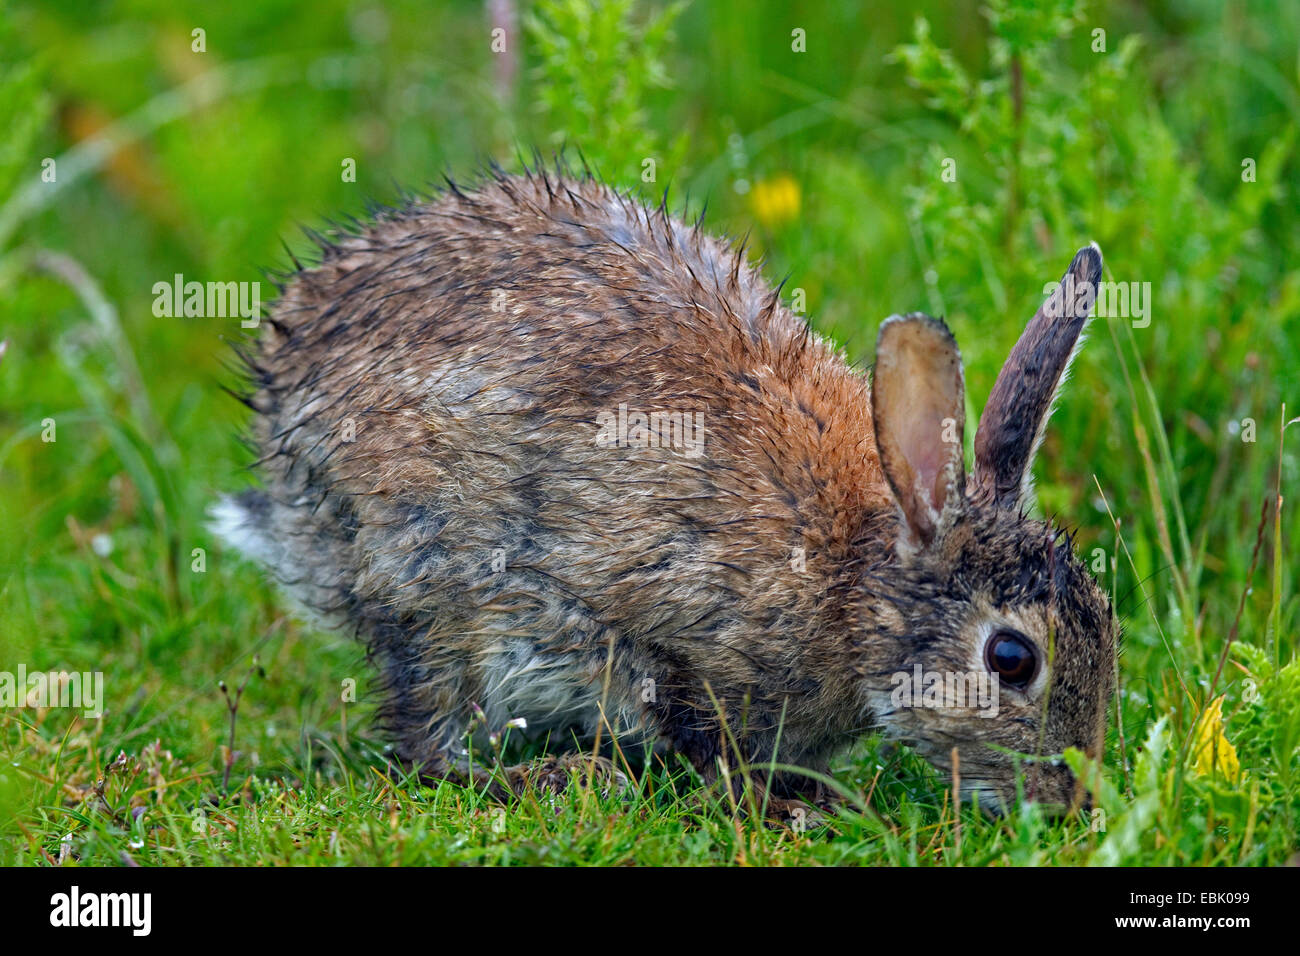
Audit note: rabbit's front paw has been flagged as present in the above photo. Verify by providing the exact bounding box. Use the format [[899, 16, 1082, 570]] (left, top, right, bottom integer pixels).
[[521, 753, 630, 798], [759, 791, 841, 832]]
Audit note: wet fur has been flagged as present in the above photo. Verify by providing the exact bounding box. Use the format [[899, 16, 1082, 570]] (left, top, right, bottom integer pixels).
[[214, 164, 1115, 808]]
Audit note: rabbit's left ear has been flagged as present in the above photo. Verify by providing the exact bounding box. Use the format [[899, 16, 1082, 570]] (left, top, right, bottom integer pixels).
[[972, 244, 1103, 508], [872, 314, 967, 550]]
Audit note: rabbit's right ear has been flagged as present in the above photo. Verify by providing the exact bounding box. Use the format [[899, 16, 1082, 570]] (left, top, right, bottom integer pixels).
[[872, 314, 967, 551]]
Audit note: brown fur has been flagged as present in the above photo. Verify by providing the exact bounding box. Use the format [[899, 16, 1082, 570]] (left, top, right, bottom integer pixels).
[[214, 167, 1115, 811]]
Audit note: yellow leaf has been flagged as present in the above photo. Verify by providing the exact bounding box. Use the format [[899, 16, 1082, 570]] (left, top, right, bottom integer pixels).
[[1190, 696, 1241, 784]]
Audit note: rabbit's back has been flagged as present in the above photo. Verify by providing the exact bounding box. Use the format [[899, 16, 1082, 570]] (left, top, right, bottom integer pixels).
[[218, 172, 890, 761]]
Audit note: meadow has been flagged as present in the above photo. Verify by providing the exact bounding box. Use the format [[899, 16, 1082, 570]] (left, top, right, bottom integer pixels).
[[1, 0, 1297, 865]]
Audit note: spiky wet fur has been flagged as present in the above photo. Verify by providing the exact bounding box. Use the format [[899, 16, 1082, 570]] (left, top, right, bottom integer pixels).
[[214, 161, 1115, 807]]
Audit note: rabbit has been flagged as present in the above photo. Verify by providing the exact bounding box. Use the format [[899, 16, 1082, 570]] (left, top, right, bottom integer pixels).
[[212, 164, 1116, 814]]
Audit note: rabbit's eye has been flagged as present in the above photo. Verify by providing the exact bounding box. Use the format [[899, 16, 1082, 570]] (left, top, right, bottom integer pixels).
[[985, 630, 1037, 688]]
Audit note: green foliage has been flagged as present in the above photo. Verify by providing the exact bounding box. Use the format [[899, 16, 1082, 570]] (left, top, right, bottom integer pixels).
[[1233, 643, 1300, 791], [0, 58, 49, 203], [1, 0, 1297, 865], [525, 0, 689, 178]]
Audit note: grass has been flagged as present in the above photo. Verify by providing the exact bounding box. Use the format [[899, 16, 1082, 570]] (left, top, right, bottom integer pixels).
[[1, 0, 1298, 866]]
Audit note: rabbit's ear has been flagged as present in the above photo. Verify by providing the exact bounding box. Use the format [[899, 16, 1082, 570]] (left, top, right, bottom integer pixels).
[[972, 244, 1103, 508], [872, 314, 967, 549]]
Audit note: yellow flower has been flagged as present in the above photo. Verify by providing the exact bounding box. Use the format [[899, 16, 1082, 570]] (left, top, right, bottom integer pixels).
[[750, 174, 801, 228], [1190, 696, 1241, 784]]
